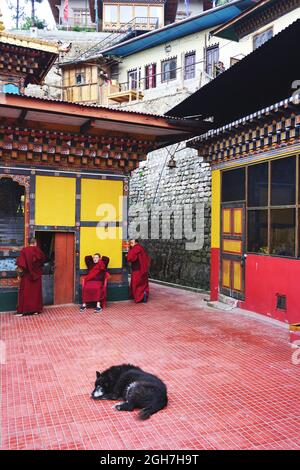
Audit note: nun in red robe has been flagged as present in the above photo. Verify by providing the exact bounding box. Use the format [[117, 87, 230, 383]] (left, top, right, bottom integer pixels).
[[16, 238, 45, 316], [126, 240, 150, 303], [81, 254, 109, 312]]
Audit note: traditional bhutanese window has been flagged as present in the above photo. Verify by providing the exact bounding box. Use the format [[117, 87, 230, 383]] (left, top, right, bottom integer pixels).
[[161, 57, 177, 82], [127, 68, 138, 89], [184, 51, 196, 80], [205, 44, 219, 78], [221, 155, 299, 258], [145, 63, 156, 89]]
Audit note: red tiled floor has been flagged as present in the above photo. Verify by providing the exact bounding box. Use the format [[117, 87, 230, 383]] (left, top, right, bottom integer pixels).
[[1, 283, 300, 450]]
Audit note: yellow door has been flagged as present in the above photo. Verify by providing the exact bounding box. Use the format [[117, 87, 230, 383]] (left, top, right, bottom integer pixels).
[[220, 204, 245, 300]]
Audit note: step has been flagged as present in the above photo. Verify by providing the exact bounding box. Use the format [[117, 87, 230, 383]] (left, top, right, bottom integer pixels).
[[206, 300, 235, 311], [218, 293, 239, 308]]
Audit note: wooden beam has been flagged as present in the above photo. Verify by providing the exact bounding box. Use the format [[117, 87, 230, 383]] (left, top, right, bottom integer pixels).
[[80, 119, 95, 134], [16, 109, 28, 125]]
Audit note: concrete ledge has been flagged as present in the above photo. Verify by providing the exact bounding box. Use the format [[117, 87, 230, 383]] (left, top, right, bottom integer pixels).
[[205, 300, 288, 330], [149, 278, 209, 295]]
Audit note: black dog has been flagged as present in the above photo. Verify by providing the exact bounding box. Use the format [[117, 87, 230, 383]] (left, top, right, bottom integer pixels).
[[91, 364, 168, 420]]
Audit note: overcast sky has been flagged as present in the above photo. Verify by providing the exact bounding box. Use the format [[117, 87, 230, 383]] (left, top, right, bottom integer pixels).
[[2, 0, 55, 29]]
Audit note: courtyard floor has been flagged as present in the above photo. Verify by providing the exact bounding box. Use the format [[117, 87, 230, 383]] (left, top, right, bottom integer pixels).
[[1, 283, 299, 450]]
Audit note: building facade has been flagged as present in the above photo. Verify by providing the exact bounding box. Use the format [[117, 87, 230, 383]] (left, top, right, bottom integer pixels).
[[0, 30, 198, 312], [192, 96, 300, 324]]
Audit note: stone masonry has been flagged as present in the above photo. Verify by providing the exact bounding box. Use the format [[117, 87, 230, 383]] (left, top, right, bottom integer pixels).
[[129, 142, 211, 290]]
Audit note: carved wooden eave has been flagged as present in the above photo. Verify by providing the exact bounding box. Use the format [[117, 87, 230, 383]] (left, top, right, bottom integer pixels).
[[0, 93, 203, 174], [0, 31, 59, 85], [188, 96, 300, 166]]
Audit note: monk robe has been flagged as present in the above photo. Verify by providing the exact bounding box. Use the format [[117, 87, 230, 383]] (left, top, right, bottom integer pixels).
[[127, 244, 150, 303], [16, 245, 45, 314], [82, 258, 107, 304]]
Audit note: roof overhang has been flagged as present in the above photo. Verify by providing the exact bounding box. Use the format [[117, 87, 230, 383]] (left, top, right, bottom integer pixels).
[[211, 0, 300, 41], [0, 32, 59, 85], [99, 0, 256, 57], [168, 18, 300, 127], [0, 93, 211, 147]]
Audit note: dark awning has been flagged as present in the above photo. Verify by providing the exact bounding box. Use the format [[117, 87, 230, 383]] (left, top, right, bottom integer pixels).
[[168, 18, 300, 128]]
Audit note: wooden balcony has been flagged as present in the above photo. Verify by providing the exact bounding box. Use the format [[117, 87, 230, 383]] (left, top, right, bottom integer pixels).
[[107, 82, 144, 104]]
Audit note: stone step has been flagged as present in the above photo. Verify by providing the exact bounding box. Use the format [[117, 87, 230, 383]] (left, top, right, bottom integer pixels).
[[218, 293, 239, 308], [206, 300, 235, 311]]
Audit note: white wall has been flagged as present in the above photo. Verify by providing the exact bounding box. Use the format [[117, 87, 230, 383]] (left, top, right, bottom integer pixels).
[[212, 7, 300, 70], [114, 7, 300, 105]]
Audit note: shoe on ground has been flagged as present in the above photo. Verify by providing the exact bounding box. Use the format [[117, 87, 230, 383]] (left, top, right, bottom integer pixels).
[[80, 305, 86, 312], [94, 306, 102, 313], [14, 313, 23, 317]]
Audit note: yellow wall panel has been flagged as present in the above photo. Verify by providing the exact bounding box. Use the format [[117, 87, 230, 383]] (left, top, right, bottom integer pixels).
[[233, 209, 242, 235], [222, 209, 231, 234], [80, 226, 123, 269], [211, 170, 221, 249], [222, 260, 231, 288], [81, 179, 123, 222], [35, 176, 76, 226], [233, 261, 241, 291], [223, 239, 242, 254]]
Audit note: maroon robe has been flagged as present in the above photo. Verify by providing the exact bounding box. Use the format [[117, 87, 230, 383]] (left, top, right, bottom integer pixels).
[[127, 244, 150, 303], [16, 245, 45, 314], [82, 259, 107, 303]]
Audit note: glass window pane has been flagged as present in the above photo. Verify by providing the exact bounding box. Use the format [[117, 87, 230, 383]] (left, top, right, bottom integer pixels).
[[222, 168, 245, 202], [271, 157, 296, 206], [135, 6, 147, 18], [150, 6, 163, 20], [161, 59, 177, 81], [248, 162, 268, 207], [247, 210, 268, 253], [120, 5, 133, 23], [184, 52, 195, 80], [104, 5, 118, 22], [271, 208, 295, 257]]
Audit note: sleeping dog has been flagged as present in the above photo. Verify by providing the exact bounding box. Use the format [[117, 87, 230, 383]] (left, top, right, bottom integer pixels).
[[91, 364, 168, 420]]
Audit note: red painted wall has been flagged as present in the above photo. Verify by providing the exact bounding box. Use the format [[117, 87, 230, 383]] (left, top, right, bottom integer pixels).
[[240, 254, 300, 324], [210, 248, 220, 301]]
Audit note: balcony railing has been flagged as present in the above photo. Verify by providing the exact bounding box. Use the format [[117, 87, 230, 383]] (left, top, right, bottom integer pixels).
[[58, 17, 96, 30], [103, 16, 159, 32], [107, 59, 210, 104]]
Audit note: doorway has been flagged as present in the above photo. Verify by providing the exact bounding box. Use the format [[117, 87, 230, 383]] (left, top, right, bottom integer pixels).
[[36, 231, 75, 305], [220, 203, 246, 300]]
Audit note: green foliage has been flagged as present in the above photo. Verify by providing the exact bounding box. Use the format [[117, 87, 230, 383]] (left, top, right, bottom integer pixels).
[[21, 16, 47, 30]]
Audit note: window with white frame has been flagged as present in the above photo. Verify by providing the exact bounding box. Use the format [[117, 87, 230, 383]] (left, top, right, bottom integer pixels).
[[128, 69, 138, 89], [161, 58, 177, 82], [184, 51, 196, 80]]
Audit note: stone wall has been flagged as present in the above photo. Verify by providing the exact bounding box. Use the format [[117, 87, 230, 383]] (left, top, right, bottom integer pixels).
[[129, 142, 211, 290]]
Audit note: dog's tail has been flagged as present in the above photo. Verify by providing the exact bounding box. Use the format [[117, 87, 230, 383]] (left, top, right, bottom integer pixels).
[[139, 397, 168, 420]]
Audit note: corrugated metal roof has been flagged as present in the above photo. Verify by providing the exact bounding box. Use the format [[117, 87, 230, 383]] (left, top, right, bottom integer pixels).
[[187, 94, 300, 146], [168, 19, 300, 126], [4, 91, 191, 121], [83, 0, 256, 59]]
